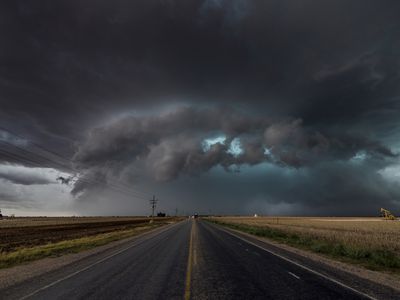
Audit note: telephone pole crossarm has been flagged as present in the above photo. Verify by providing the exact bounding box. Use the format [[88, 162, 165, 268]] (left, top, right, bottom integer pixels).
[[149, 195, 158, 219]]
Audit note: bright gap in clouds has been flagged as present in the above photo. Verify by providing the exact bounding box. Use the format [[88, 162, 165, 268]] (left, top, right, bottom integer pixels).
[[0, 164, 75, 216], [227, 137, 243, 157], [0, 164, 69, 185], [202, 136, 243, 157], [379, 164, 400, 182], [202, 135, 227, 151], [350, 151, 367, 163], [264, 147, 272, 156]]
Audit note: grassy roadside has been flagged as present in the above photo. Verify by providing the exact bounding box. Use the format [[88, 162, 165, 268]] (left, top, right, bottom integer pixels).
[[0, 223, 163, 269], [207, 219, 400, 275]]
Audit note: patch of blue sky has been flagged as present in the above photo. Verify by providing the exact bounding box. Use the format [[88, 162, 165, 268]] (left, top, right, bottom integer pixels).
[[350, 150, 367, 162], [227, 137, 243, 157], [264, 147, 272, 156], [202, 135, 226, 152]]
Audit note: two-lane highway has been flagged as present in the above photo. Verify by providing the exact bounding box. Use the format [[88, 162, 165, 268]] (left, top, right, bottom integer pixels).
[[1, 219, 397, 299]]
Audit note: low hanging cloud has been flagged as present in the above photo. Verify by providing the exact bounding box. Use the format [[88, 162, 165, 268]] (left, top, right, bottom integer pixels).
[[0, 164, 59, 185], [71, 106, 395, 195]]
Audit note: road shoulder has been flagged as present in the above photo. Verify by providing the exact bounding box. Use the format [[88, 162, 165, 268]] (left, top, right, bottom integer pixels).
[[210, 221, 400, 300]]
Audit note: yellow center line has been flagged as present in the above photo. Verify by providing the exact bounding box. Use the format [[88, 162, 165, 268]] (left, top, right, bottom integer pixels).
[[193, 248, 197, 267], [184, 220, 194, 300], [192, 220, 198, 267]]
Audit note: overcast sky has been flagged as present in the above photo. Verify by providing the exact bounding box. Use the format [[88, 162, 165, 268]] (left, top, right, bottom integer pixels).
[[1, 0, 400, 216]]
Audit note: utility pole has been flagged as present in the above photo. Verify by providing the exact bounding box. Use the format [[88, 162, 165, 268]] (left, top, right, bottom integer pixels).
[[150, 195, 158, 220]]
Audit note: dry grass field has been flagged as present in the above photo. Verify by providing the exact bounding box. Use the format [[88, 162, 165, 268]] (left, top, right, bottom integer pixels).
[[0, 216, 180, 268], [209, 216, 400, 273]]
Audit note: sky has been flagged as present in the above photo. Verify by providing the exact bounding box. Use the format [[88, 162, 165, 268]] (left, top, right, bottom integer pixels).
[[1, 0, 400, 216]]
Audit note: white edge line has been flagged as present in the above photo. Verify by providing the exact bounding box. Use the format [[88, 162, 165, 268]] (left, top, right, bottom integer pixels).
[[19, 222, 182, 300], [288, 271, 300, 280], [218, 226, 377, 300]]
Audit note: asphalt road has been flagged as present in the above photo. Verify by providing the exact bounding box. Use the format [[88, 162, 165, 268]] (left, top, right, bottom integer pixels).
[[1, 219, 398, 300]]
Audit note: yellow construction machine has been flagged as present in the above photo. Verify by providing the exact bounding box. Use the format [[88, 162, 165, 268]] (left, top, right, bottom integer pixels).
[[380, 208, 397, 220]]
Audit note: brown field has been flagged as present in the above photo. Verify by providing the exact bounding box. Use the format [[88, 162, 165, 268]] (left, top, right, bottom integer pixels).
[[0, 217, 178, 253], [212, 217, 400, 253]]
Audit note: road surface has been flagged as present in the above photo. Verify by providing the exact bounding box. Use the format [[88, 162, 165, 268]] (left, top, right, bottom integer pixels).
[[1, 219, 398, 300]]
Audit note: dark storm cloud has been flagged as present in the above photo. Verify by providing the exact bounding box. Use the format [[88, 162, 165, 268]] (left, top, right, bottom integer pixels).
[[70, 106, 395, 196], [2, 0, 400, 135], [1, 0, 400, 215], [135, 157, 400, 216]]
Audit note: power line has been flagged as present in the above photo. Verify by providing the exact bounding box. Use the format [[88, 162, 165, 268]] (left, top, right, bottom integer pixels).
[[0, 128, 153, 199], [0, 146, 149, 200], [0, 126, 144, 174], [0, 131, 149, 196], [0, 126, 72, 160]]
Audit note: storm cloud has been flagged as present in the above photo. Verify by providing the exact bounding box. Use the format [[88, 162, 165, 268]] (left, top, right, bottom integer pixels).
[[73, 107, 394, 175], [1, 0, 400, 215]]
